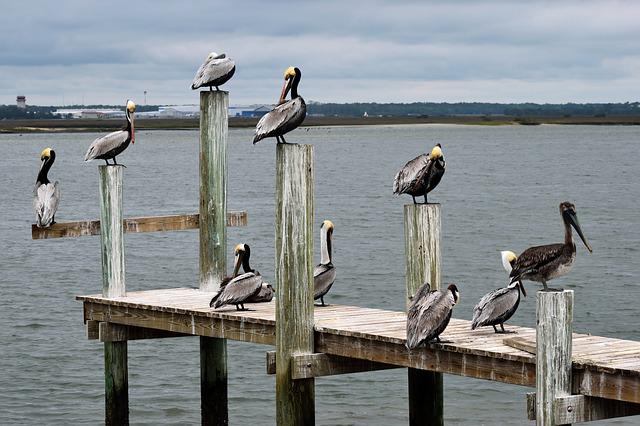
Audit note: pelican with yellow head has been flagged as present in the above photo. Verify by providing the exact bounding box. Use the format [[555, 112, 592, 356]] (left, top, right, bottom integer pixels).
[[33, 147, 60, 227], [471, 250, 527, 334], [314, 220, 336, 306], [84, 99, 136, 165], [393, 143, 446, 204], [253, 66, 306, 144]]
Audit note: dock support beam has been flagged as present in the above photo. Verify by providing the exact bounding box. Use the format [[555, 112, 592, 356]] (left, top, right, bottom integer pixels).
[[275, 144, 315, 425], [98, 165, 129, 425], [404, 203, 443, 426], [536, 290, 573, 426], [199, 90, 229, 425]]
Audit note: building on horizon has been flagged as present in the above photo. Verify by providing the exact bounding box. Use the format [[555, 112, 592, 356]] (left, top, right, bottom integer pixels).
[[16, 96, 26, 109]]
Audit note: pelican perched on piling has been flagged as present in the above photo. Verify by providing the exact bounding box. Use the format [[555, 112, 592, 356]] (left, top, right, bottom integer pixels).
[[393, 144, 446, 204], [471, 251, 526, 333], [406, 283, 459, 349], [191, 52, 236, 91], [210, 244, 263, 310], [33, 147, 60, 228], [84, 100, 136, 165], [314, 220, 336, 306], [253, 66, 306, 144], [510, 202, 593, 291]]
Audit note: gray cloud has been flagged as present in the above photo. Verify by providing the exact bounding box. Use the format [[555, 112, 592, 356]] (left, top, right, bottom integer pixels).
[[1, 0, 638, 104]]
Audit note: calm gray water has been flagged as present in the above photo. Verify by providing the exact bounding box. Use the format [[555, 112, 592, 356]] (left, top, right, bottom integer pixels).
[[1, 124, 639, 425]]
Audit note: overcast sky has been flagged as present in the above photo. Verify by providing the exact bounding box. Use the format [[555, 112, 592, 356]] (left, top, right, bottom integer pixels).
[[1, 1, 638, 105]]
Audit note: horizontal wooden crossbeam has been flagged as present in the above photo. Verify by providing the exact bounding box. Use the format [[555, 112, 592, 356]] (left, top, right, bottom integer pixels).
[[97, 322, 192, 342], [31, 211, 247, 239], [266, 351, 399, 379], [527, 393, 640, 423]]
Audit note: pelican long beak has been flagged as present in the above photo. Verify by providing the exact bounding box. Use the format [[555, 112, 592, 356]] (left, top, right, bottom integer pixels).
[[519, 281, 527, 297], [567, 210, 593, 253], [130, 113, 135, 144], [232, 252, 242, 277], [279, 78, 292, 105]]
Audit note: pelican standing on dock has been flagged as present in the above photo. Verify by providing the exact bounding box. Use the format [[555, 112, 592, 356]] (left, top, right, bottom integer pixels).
[[191, 52, 236, 91], [33, 148, 60, 228], [393, 143, 446, 204], [510, 202, 593, 291], [406, 282, 459, 349], [84, 100, 136, 165], [253, 66, 306, 144], [314, 220, 336, 306], [210, 244, 263, 310], [471, 251, 526, 333]]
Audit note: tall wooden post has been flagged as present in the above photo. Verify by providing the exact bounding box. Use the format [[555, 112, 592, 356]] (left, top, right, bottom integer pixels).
[[199, 90, 229, 426], [98, 165, 128, 425], [404, 203, 443, 426], [275, 144, 315, 425], [536, 290, 573, 426]]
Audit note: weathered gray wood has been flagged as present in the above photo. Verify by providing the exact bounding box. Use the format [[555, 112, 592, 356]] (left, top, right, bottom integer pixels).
[[98, 165, 129, 425], [536, 290, 573, 426], [98, 322, 191, 342], [503, 336, 536, 355], [275, 143, 315, 425], [404, 203, 443, 426], [199, 90, 228, 292], [199, 90, 229, 426], [87, 320, 100, 340], [31, 211, 247, 239], [265, 351, 399, 378], [527, 393, 640, 423], [99, 165, 125, 298]]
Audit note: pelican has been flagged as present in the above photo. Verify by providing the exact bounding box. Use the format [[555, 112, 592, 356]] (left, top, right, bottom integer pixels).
[[253, 66, 306, 144], [314, 220, 336, 306], [191, 52, 236, 91], [209, 244, 262, 310], [393, 143, 446, 204], [471, 251, 526, 333], [406, 283, 459, 349], [510, 202, 593, 291], [247, 283, 275, 303], [84, 100, 136, 165], [33, 148, 60, 228]]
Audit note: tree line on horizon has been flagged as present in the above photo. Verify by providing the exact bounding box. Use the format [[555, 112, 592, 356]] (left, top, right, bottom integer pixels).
[[0, 101, 639, 120]]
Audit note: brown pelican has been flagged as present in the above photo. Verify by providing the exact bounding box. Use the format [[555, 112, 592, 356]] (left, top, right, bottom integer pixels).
[[84, 100, 136, 165], [510, 202, 593, 291], [253, 67, 306, 144], [209, 244, 262, 310], [393, 143, 446, 204], [471, 251, 526, 333], [314, 220, 336, 306], [33, 148, 60, 228], [191, 52, 236, 91], [246, 283, 275, 303], [406, 283, 459, 349]]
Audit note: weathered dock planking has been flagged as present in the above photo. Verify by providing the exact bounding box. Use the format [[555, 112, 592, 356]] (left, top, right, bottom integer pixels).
[[31, 211, 247, 239], [77, 288, 640, 409]]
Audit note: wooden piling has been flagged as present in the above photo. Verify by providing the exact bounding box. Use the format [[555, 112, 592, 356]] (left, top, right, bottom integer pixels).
[[536, 290, 573, 426], [404, 203, 443, 426], [199, 90, 229, 425], [275, 144, 315, 425], [98, 165, 128, 425]]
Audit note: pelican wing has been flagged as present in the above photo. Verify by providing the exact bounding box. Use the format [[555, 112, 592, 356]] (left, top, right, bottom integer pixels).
[[33, 181, 60, 227], [510, 243, 564, 282], [471, 287, 518, 329], [313, 263, 336, 300], [84, 130, 129, 161], [253, 97, 306, 143], [246, 283, 275, 303], [406, 288, 455, 349], [393, 153, 430, 194], [212, 272, 262, 308], [191, 57, 235, 89]]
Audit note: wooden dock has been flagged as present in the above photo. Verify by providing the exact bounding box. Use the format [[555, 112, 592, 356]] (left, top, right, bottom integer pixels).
[[33, 89, 640, 425], [78, 287, 640, 407]]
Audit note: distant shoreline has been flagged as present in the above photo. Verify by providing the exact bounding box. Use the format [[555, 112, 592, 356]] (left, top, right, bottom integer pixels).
[[1, 115, 639, 133]]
